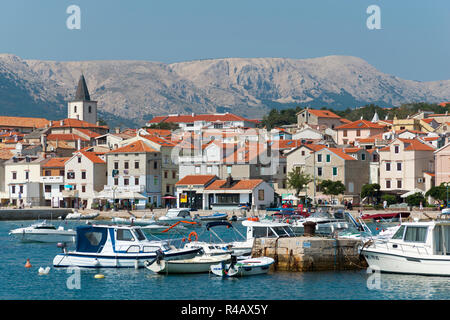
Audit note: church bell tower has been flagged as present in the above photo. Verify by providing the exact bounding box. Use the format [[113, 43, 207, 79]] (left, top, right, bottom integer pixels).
[[67, 74, 98, 124]]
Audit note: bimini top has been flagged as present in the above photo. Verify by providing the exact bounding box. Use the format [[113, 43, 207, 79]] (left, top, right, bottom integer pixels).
[[76, 225, 108, 253], [205, 221, 233, 230]]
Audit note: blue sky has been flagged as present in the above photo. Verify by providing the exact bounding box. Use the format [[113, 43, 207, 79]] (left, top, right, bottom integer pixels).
[[0, 0, 449, 81]]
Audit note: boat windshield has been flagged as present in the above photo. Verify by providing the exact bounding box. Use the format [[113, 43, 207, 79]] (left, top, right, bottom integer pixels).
[[309, 210, 332, 219], [34, 225, 57, 230], [134, 229, 147, 241], [271, 226, 295, 237]]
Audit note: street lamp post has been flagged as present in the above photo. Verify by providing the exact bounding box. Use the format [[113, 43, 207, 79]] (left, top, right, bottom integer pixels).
[[445, 182, 449, 208]]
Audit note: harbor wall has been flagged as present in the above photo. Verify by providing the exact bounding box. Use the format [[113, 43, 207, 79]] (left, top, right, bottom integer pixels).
[[252, 237, 368, 272], [0, 208, 72, 220]]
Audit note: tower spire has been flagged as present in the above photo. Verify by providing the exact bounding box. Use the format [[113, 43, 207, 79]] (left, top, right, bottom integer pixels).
[[74, 74, 91, 101]]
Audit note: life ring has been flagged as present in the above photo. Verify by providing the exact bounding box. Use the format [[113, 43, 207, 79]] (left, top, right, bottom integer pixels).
[[247, 217, 259, 222], [188, 231, 198, 242]]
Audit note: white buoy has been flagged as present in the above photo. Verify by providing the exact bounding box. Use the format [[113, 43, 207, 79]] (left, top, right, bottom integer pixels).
[[38, 266, 50, 275]]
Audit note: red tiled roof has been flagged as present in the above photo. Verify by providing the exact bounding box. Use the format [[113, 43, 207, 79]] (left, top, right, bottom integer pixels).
[[50, 118, 108, 129], [46, 134, 88, 141], [148, 113, 254, 124], [325, 148, 357, 161], [78, 151, 105, 164], [0, 116, 49, 128], [0, 149, 13, 160], [140, 134, 176, 147], [306, 109, 341, 119], [336, 119, 386, 130], [175, 175, 217, 186], [380, 139, 435, 152], [144, 128, 172, 137], [74, 128, 101, 138], [339, 118, 352, 124], [437, 102, 450, 107], [205, 179, 264, 191], [399, 139, 435, 151], [268, 139, 303, 150], [423, 137, 439, 141], [42, 157, 70, 168], [108, 140, 158, 154]]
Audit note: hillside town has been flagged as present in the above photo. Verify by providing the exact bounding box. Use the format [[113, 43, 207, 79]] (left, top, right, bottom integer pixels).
[[0, 74, 449, 213]]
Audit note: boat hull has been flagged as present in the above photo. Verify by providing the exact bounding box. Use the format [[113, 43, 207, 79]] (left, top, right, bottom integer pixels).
[[361, 248, 450, 276], [53, 248, 201, 268], [145, 254, 231, 274], [210, 257, 274, 277], [10, 230, 76, 243]]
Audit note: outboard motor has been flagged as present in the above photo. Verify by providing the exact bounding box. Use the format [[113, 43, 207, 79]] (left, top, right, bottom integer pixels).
[[57, 242, 67, 254]]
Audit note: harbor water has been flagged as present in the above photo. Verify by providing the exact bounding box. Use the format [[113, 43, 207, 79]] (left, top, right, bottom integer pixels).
[[1, 220, 449, 300]]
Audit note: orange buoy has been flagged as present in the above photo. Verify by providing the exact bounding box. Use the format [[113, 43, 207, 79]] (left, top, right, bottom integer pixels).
[[25, 258, 32, 268]]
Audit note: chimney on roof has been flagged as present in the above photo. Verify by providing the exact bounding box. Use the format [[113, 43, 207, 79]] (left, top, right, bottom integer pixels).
[[115, 127, 120, 134], [77, 138, 81, 151], [60, 120, 64, 126], [224, 175, 233, 188], [49, 120, 53, 127]]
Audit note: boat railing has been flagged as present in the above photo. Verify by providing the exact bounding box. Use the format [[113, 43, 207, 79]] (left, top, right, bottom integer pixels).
[[373, 239, 432, 256]]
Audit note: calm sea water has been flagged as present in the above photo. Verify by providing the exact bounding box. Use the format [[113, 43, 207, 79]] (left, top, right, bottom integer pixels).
[[1, 220, 449, 300]]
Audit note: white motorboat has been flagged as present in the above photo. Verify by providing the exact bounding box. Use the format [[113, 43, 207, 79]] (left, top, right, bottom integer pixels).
[[9, 221, 76, 243], [64, 211, 99, 220], [144, 252, 231, 274], [227, 219, 297, 257], [183, 221, 243, 256], [158, 208, 199, 226], [111, 215, 156, 226], [52, 224, 201, 268], [210, 256, 275, 277], [290, 207, 354, 235], [194, 212, 228, 221], [360, 219, 450, 276]]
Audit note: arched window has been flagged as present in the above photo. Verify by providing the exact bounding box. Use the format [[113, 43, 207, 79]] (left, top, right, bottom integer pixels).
[[88, 106, 92, 113], [74, 106, 77, 113]]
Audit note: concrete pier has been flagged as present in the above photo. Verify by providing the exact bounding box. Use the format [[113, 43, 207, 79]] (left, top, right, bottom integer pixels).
[[0, 208, 72, 221], [252, 236, 367, 272]]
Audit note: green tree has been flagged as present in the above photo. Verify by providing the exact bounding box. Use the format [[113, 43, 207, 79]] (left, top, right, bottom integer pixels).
[[361, 183, 381, 204], [381, 194, 397, 206], [146, 122, 179, 130], [425, 183, 448, 204], [405, 192, 427, 207], [318, 180, 346, 201], [286, 168, 313, 197]]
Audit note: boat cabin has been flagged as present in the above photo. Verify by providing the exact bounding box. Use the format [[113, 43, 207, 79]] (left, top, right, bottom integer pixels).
[[165, 208, 191, 218], [75, 224, 171, 254], [388, 220, 450, 255], [241, 220, 295, 240]]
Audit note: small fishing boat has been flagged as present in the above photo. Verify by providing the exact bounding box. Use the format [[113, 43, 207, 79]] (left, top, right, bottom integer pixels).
[[210, 256, 275, 277], [144, 251, 231, 274], [194, 212, 228, 221], [64, 211, 99, 220], [360, 219, 450, 276], [360, 212, 410, 222], [52, 224, 201, 268], [111, 214, 156, 226], [158, 208, 198, 225], [9, 220, 76, 243]]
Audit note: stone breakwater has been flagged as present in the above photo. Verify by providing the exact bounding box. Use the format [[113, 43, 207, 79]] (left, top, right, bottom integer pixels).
[[0, 208, 72, 220], [252, 237, 367, 272]]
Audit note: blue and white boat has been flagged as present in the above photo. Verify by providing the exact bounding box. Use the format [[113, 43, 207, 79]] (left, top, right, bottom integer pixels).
[[53, 224, 201, 268], [210, 256, 275, 277], [194, 212, 228, 221]]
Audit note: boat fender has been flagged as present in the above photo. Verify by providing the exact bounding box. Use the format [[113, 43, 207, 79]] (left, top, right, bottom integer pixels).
[[188, 231, 198, 242], [94, 274, 104, 279]]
